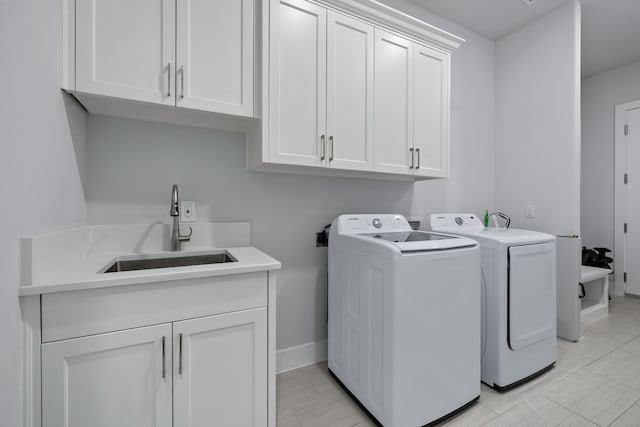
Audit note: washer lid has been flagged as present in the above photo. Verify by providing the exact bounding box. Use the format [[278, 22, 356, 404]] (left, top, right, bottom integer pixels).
[[358, 230, 477, 252]]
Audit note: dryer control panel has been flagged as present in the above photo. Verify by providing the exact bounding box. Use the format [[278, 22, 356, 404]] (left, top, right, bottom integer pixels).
[[337, 214, 410, 235], [430, 213, 484, 233]]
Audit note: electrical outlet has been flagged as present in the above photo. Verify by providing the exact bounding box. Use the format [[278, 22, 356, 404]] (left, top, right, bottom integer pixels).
[[181, 201, 196, 222], [526, 204, 536, 218]]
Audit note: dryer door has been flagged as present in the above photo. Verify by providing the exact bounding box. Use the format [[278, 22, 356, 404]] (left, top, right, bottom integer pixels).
[[508, 242, 556, 351]]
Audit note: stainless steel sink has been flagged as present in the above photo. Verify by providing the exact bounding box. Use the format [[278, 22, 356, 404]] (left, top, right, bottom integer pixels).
[[103, 252, 237, 273]]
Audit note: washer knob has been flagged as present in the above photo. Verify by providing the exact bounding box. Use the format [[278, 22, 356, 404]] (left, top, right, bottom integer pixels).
[[372, 218, 383, 229], [455, 217, 464, 226]]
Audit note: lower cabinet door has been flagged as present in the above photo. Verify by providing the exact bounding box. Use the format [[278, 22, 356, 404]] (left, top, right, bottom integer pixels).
[[173, 307, 268, 427], [41, 323, 173, 427]]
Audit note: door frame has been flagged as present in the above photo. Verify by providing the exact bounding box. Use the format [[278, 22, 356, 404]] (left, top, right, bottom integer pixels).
[[614, 99, 640, 295]]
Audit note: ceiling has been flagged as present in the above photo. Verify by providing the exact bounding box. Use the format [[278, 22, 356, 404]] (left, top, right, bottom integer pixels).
[[409, 0, 640, 78]]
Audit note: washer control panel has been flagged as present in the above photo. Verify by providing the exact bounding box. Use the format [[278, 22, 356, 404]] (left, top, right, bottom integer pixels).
[[337, 214, 410, 234], [430, 213, 484, 233]]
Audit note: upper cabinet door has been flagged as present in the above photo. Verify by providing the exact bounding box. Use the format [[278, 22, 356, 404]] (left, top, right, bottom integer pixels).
[[173, 308, 268, 427], [75, 0, 175, 105], [414, 45, 450, 177], [268, 0, 327, 167], [373, 29, 414, 174], [176, 0, 254, 117], [326, 12, 374, 171], [42, 323, 173, 427]]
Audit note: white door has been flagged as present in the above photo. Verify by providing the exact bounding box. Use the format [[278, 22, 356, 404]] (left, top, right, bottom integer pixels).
[[176, 0, 254, 116], [42, 324, 172, 427], [508, 243, 556, 351], [326, 11, 374, 171], [173, 308, 268, 427], [75, 0, 175, 105], [414, 44, 450, 178], [373, 29, 414, 174], [623, 106, 640, 295], [268, 0, 327, 167]]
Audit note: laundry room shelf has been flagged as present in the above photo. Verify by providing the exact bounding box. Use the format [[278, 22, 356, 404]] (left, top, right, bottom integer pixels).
[[580, 266, 611, 323]]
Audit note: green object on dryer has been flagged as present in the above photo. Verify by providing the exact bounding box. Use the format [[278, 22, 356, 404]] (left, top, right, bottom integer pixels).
[[484, 210, 489, 227]]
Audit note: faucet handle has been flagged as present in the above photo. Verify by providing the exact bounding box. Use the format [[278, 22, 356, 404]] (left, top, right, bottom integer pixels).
[[179, 226, 193, 242]]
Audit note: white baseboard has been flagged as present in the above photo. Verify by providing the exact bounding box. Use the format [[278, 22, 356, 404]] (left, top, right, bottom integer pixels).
[[276, 339, 327, 373]]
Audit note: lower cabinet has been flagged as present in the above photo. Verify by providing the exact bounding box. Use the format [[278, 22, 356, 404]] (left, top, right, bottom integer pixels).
[[42, 308, 267, 427], [31, 272, 275, 427], [173, 309, 268, 427], [42, 323, 173, 427]]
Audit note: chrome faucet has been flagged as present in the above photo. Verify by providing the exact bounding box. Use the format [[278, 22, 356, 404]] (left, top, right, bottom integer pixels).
[[170, 184, 192, 251]]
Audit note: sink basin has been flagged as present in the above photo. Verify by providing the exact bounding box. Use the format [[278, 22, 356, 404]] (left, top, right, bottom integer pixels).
[[103, 251, 237, 273]]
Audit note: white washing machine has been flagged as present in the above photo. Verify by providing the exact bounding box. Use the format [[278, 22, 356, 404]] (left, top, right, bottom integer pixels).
[[328, 214, 481, 426], [431, 213, 557, 391]]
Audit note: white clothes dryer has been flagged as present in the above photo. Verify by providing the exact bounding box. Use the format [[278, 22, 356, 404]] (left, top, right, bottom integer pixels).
[[431, 213, 557, 390], [328, 214, 481, 426]]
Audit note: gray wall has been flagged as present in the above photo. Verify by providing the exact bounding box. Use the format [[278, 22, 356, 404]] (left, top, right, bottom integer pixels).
[[494, 0, 581, 236], [85, 1, 496, 357], [86, 116, 417, 351], [0, 1, 88, 425], [581, 60, 640, 251]]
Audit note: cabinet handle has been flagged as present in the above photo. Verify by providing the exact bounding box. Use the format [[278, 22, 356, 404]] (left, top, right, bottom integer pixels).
[[178, 333, 183, 375], [180, 66, 185, 99], [329, 136, 334, 161], [416, 148, 420, 169], [161, 336, 166, 379], [320, 135, 326, 160], [167, 63, 171, 97], [409, 148, 414, 169]]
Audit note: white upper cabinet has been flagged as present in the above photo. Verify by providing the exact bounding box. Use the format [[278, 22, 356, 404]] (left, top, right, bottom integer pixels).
[[250, 0, 462, 179], [71, 0, 254, 117], [373, 29, 414, 174], [326, 11, 374, 171], [268, 0, 327, 167], [75, 0, 176, 105], [414, 44, 450, 177], [176, 0, 254, 116], [374, 33, 451, 177], [268, 0, 374, 170]]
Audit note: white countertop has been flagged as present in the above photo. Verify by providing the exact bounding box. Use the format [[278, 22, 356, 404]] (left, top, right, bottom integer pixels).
[[19, 222, 281, 296]]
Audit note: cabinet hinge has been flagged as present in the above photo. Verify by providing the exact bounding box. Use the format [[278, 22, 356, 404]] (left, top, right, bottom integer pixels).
[[624, 272, 628, 282], [625, 124, 629, 135], [625, 173, 628, 184], [624, 223, 628, 233]]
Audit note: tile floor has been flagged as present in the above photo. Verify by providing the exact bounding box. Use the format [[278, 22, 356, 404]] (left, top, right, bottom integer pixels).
[[276, 296, 640, 426]]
